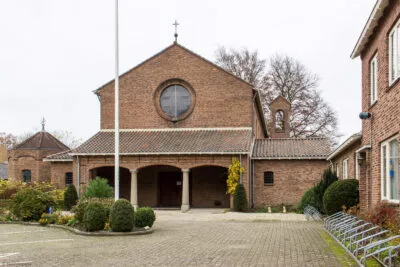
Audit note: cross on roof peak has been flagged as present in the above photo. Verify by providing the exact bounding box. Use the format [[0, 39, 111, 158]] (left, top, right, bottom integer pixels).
[[41, 117, 46, 131], [173, 19, 179, 43]]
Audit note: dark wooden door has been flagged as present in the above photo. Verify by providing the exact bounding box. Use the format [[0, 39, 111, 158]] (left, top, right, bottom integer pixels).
[[159, 172, 182, 207]]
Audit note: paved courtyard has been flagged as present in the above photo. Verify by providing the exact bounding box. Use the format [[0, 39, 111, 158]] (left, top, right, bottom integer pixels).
[[0, 210, 355, 266]]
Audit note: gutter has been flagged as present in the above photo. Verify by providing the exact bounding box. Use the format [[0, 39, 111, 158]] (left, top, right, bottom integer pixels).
[[70, 152, 250, 156]]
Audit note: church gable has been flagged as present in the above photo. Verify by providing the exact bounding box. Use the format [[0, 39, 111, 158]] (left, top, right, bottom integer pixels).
[[97, 44, 254, 130]]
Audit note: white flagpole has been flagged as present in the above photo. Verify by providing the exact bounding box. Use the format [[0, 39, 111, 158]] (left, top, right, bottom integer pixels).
[[114, 0, 120, 201]]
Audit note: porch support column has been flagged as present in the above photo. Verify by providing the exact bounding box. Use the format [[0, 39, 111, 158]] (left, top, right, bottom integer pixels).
[[181, 169, 190, 212], [130, 169, 138, 210]]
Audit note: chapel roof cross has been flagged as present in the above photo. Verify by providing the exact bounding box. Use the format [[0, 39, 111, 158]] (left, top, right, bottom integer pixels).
[[173, 19, 179, 43], [41, 117, 46, 132]]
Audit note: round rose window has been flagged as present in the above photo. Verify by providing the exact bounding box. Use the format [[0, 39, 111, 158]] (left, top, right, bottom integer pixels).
[[160, 85, 192, 120]]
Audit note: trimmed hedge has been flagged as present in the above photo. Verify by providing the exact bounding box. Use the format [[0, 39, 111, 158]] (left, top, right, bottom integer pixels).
[[110, 199, 135, 232], [233, 184, 248, 212], [134, 207, 156, 228], [323, 179, 359, 215], [83, 203, 107, 231], [297, 186, 322, 213], [64, 184, 78, 211], [11, 188, 55, 221], [72, 197, 114, 223]]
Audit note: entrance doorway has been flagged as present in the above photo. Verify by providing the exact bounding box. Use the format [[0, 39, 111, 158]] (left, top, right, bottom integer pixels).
[[159, 171, 182, 207]]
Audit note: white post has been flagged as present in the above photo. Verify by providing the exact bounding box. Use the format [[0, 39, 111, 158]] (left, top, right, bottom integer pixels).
[[114, 0, 120, 201], [130, 169, 138, 209], [181, 169, 190, 212]]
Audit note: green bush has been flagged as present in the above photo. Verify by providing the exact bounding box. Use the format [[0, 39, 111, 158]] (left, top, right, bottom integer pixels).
[[323, 179, 359, 215], [134, 207, 156, 228], [233, 184, 248, 212], [72, 197, 114, 223], [84, 177, 114, 198], [297, 186, 322, 213], [64, 184, 78, 211], [83, 203, 106, 231], [297, 168, 338, 213], [11, 188, 55, 221], [110, 199, 135, 232]]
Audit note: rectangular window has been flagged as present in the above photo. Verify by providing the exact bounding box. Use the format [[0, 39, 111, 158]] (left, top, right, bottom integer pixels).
[[370, 54, 378, 104], [343, 159, 349, 180], [264, 172, 274, 185], [355, 153, 360, 180], [65, 172, 73, 185], [381, 136, 399, 202], [389, 21, 400, 85], [22, 170, 31, 183], [336, 163, 340, 178]]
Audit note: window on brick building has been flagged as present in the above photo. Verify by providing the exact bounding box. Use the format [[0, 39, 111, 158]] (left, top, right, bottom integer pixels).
[[342, 159, 349, 179], [275, 110, 285, 131], [160, 85, 191, 120], [22, 170, 31, 183], [389, 20, 400, 85], [335, 163, 340, 178], [381, 136, 399, 202], [65, 172, 73, 185], [370, 54, 378, 104], [264, 172, 274, 185]]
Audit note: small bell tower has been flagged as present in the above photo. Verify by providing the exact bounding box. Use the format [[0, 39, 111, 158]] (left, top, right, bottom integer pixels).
[[268, 95, 291, 138]]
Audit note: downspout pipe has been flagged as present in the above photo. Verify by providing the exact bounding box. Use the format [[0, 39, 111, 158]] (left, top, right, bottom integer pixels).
[[77, 155, 81, 198]]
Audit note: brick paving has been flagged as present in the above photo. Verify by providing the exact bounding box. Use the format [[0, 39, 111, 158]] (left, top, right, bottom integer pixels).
[[0, 210, 356, 267]]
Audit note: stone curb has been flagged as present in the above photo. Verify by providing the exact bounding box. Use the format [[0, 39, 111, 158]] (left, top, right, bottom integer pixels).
[[0, 221, 154, 236]]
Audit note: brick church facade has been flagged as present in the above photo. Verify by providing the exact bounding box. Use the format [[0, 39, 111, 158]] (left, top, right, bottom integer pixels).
[[8, 43, 330, 210]]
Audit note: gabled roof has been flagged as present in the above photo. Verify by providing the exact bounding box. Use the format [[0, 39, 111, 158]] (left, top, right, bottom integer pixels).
[[44, 150, 73, 162], [252, 138, 331, 160], [327, 132, 362, 161], [351, 0, 390, 58], [71, 128, 252, 155], [11, 131, 70, 151], [94, 42, 254, 93]]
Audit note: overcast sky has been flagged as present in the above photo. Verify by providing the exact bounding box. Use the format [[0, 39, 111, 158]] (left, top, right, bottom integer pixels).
[[0, 0, 376, 144]]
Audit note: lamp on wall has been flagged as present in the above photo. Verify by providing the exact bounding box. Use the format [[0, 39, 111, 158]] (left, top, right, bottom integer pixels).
[[357, 152, 366, 165], [359, 112, 372, 120]]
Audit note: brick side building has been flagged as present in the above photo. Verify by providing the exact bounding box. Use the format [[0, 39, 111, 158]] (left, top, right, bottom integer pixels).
[[327, 133, 362, 180], [351, 0, 400, 211], [14, 42, 330, 210]]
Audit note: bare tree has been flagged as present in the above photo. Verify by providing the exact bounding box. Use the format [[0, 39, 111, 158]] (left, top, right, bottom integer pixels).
[[215, 47, 339, 144], [17, 129, 82, 149], [215, 47, 266, 88], [0, 133, 17, 149], [263, 54, 339, 142]]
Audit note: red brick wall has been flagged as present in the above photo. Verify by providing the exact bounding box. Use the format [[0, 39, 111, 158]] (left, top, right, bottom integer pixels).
[[330, 140, 362, 180], [98, 44, 253, 130], [359, 0, 400, 210], [50, 162, 73, 188], [7, 149, 56, 183], [253, 160, 327, 207]]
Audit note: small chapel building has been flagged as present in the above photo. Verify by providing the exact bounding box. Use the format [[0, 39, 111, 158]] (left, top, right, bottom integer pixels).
[[9, 42, 331, 211]]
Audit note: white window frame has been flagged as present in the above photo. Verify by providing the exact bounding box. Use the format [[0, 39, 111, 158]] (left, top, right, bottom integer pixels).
[[389, 19, 400, 85], [381, 135, 399, 203], [342, 158, 349, 180], [355, 153, 360, 180], [336, 163, 340, 178], [370, 54, 378, 104]]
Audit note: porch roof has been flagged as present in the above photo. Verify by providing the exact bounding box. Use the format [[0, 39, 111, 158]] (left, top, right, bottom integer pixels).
[[252, 138, 331, 160], [70, 128, 252, 156]]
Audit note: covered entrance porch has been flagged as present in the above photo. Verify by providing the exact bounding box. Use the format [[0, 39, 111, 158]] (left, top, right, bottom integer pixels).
[[133, 165, 230, 211]]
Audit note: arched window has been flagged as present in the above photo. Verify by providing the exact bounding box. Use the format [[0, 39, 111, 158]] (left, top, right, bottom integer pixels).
[[275, 110, 285, 130], [22, 170, 31, 183], [65, 172, 73, 185]]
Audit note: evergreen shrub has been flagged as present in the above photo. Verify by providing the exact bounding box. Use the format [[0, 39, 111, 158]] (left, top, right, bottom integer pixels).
[[134, 207, 156, 228], [110, 199, 135, 232]]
